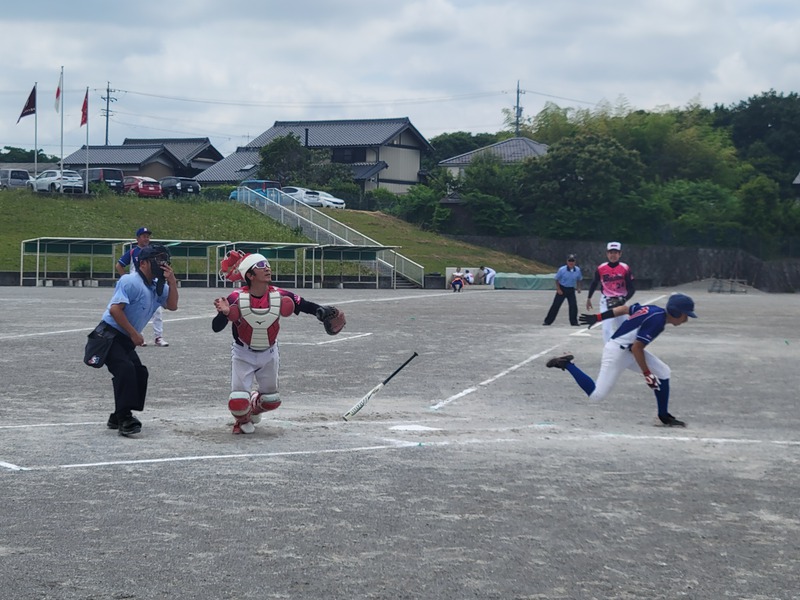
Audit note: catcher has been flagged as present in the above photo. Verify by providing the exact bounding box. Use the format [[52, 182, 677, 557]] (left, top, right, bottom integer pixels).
[[212, 251, 345, 434]]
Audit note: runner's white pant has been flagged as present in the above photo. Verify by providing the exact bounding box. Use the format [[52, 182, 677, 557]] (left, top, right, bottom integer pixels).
[[589, 340, 670, 401], [230, 341, 279, 395]]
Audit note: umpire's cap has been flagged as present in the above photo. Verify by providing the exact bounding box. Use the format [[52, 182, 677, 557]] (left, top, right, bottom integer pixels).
[[666, 293, 697, 318], [138, 244, 171, 266]]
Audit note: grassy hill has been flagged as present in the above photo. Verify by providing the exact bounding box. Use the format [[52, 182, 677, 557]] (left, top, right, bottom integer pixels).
[[0, 189, 553, 275]]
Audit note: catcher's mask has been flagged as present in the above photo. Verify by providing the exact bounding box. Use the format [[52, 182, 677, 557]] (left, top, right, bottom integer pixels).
[[138, 244, 171, 294]]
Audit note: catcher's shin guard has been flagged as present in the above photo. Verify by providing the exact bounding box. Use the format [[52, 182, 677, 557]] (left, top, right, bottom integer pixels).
[[250, 392, 281, 423], [228, 391, 255, 434]]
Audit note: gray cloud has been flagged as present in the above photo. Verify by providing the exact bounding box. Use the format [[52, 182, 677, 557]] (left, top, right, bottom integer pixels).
[[1, 0, 798, 158]]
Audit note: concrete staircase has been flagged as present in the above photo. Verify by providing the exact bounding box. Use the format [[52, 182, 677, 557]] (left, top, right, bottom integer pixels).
[[234, 188, 424, 288]]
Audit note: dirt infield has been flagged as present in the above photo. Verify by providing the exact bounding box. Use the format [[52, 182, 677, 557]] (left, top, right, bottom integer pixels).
[[1, 283, 798, 599]]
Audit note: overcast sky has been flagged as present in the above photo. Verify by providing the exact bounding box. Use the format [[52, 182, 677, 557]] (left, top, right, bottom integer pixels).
[[1, 0, 798, 159]]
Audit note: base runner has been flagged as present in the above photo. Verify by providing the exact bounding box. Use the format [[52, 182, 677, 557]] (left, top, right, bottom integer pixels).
[[546, 293, 696, 427], [212, 251, 345, 434]]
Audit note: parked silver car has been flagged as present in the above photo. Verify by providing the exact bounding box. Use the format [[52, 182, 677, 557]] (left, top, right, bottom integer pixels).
[[0, 168, 32, 190], [28, 169, 84, 193], [315, 190, 346, 209], [282, 186, 322, 207]]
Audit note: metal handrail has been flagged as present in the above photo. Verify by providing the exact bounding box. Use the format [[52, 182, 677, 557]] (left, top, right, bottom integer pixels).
[[235, 188, 424, 287]]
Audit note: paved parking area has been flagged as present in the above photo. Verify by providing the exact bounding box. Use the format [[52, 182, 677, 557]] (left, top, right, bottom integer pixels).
[[1, 283, 798, 599]]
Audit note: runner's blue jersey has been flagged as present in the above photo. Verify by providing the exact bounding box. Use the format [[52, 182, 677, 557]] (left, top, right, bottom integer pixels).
[[610, 303, 667, 347]]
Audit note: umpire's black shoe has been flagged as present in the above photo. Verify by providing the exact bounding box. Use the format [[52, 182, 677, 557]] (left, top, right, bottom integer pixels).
[[106, 413, 119, 430], [659, 413, 686, 427], [118, 415, 142, 436], [546, 354, 574, 370]]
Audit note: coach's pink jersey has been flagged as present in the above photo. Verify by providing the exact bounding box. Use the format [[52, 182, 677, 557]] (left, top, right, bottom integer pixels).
[[597, 262, 633, 298]]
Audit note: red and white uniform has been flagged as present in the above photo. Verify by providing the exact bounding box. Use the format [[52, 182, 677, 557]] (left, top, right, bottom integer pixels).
[[222, 286, 300, 395]]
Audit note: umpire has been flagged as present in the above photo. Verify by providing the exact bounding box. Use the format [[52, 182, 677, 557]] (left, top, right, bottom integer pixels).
[[99, 244, 179, 436], [543, 254, 582, 326]]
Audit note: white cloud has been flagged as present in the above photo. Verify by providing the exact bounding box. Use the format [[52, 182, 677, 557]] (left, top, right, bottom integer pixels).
[[1, 0, 799, 160]]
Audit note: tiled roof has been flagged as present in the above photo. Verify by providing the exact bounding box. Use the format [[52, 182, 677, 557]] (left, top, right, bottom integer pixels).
[[438, 137, 549, 166], [123, 138, 223, 166], [351, 161, 388, 180], [0, 162, 59, 173], [246, 117, 433, 150], [63, 145, 179, 167], [195, 148, 261, 184]]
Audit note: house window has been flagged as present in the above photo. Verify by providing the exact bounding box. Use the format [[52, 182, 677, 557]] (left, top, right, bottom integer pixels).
[[332, 148, 366, 163]]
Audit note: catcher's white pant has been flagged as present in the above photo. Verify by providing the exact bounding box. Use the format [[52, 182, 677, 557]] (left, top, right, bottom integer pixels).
[[590, 340, 670, 401], [600, 296, 627, 343], [230, 341, 279, 395]]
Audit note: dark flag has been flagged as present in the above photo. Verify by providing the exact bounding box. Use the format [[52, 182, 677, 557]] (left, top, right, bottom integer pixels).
[[17, 85, 36, 123], [80, 89, 88, 127]]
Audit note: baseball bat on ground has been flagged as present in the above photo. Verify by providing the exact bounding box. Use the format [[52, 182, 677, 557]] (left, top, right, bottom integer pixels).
[[342, 352, 419, 420]]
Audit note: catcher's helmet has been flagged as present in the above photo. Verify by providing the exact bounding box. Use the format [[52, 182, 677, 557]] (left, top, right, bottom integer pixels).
[[237, 253, 270, 277]]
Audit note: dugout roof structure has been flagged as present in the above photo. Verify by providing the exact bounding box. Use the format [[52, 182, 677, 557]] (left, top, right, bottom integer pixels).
[[20, 238, 400, 289], [20, 237, 231, 286]]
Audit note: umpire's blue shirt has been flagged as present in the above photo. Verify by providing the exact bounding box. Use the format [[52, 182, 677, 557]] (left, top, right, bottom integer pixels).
[[102, 273, 169, 335], [555, 265, 582, 288]]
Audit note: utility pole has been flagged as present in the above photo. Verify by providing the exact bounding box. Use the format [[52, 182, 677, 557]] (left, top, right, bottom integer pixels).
[[101, 82, 117, 145], [514, 80, 525, 137]]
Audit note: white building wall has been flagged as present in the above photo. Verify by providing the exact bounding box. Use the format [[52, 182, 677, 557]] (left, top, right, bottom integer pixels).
[[379, 145, 420, 183]]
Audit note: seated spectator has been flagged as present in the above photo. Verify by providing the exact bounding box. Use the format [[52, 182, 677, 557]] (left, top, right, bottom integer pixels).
[[450, 268, 466, 292]]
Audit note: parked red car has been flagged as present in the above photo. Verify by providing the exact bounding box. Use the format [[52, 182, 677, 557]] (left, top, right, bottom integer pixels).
[[124, 176, 162, 198]]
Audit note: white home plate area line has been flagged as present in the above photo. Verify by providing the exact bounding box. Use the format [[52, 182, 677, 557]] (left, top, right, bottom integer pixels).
[[430, 346, 560, 410], [3, 432, 797, 472]]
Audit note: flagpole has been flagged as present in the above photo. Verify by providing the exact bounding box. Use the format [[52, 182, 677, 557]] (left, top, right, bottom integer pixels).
[[59, 66, 64, 192], [84, 87, 89, 194], [34, 83, 38, 176]]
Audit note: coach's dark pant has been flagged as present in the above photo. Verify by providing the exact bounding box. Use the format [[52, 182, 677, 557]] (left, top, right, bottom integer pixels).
[[543, 287, 578, 326], [105, 334, 149, 415]]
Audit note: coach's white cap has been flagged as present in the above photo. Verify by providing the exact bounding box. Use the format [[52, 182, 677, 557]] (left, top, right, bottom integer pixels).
[[607, 241, 621, 251]]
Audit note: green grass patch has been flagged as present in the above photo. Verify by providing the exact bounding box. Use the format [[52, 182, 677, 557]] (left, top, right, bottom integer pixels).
[[1, 189, 552, 275]]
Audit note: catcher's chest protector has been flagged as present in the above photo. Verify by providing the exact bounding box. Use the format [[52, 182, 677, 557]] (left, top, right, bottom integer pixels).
[[238, 291, 282, 350]]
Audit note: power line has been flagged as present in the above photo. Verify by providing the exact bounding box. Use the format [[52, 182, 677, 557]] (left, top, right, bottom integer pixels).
[[114, 88, 507, 108]]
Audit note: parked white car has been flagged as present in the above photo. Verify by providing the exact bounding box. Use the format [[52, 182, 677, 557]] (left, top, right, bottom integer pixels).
[[315, 190, 346, 209], [28, 169, 84, 193], [282, 186, 322, 207]]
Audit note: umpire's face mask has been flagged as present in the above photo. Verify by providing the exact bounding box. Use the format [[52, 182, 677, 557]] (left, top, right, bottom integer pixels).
[[150, 256, 170, 294]]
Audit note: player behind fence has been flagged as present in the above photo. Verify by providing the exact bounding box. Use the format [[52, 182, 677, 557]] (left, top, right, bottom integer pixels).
[[212, 251, 345, 434], [546, 293, 696, 427]]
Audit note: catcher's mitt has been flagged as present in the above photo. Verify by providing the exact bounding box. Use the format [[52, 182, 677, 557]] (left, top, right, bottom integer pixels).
[[316, 306, 346, 335], [606, 296, 627, 309]]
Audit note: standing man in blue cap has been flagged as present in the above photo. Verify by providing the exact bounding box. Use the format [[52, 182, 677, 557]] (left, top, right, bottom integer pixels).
[[116, 227, 169, 347], [543, 254, 582, 326], [545, 293, 696, 427]]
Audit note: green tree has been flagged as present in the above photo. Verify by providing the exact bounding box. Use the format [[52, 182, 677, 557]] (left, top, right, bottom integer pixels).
[[424, 131, 505, 171], [257, 134, 311, 184], [0, 146, 60, 163], [518, 133, 646, 239], [714, 90, 800, 198]]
